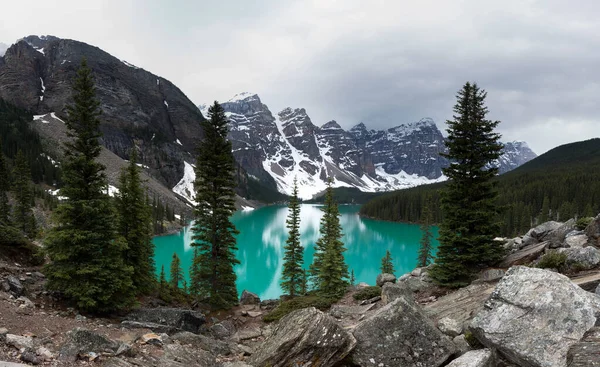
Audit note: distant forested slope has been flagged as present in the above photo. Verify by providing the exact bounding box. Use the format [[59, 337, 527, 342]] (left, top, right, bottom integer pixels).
[[360, 138, 600, 236]]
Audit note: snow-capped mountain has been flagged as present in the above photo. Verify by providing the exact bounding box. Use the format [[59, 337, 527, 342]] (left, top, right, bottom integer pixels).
[[199, 93, 536, 200], [0, 42, 8, 57]]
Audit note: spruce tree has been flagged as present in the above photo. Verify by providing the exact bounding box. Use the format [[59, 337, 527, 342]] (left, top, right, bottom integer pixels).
[[417, 199, 434, 268], [350, 269, 355, 286], [170, 252, 184, 289], [310, 179, 349, 297], [0, 144, 11, 225], [540, 196, 550, 223], [116, 148, 155, 294], [281, 178, 304, 297], [44, 59, 134, 313], [430, 82, 504, 287], [190, 101, 240, 309], [12, 150, 36, 237], [300, 269, 308, 296], [380, 250, 394, 275]]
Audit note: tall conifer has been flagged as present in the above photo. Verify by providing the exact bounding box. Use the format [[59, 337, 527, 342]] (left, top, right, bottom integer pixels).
[[430, 82, 504, 287], [12, 150, 36, 237], [190, 101, 240, 309], [116, 148, 155, 294], [417, 198, 434, 268], [44, 59, 134, 312], [170, 252, 184, 289], [380, 250, 394, 275], [0, 144, 11, 225], [281, 178, 304, 297]]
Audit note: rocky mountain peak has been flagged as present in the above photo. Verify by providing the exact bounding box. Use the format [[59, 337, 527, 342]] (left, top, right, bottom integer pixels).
[[321, 120, 342, 130], [0, 42, 8, 57], [220, 93, 270, 117]]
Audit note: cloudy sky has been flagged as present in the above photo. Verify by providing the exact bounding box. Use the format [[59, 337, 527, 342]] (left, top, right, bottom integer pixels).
[[1, 0, 599, 154]]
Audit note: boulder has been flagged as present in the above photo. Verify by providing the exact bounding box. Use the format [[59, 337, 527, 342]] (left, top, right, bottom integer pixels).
[[376, 273, 396, 287], [446, 349, 494, 367], [499, 241, 547, 268], [170, 331, 233, 356], [566, 234, 589, 248], [381, 282, 412, 305], [398, 275, 431, 292], [123, 308, 205, 334], [5, 334, 33, 350], [351, 294, 456, 366], [438, 317, 463, 337], [528, 221, 562, 240], [161, 343, 216, 366], [19, 350, 40, 365], [120, 321, 178, 334], [6, 276, 24, 296], [240, 290, 260, 305], [471, 266, 600, 367], [479, 269, 505, 282], [586, 214, 600, 246], [250, 307, 355, 367], [356, 282, 370, 289], [543, 218, 575, 247], [59, 328, 124, 361], [0, 328, 7, 343], [558, 246, 600, 270], [567, 326, 600, 367], [521, 235, 538, 248], [453, 335, 472, 355]]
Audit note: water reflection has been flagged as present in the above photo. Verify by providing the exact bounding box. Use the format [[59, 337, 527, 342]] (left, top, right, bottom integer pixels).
[[153, 204, 439, 300]]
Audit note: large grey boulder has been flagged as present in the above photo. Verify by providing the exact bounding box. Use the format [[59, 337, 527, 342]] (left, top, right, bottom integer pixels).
[[446, 349, 494, 367], [587, 214, 600, 246], [528, 221, 562, 240], [6, 276, 24, 296], [240, 290, 260, 305], [376, 273, 396, 287], [123, 308, 205, 334], [438, 317, 463, 337], [59, 328, 125, 361], [543, 219, 575, 247], [250, 307, 355, 367], [471, 266, 600, 367], [381, 282, 411, 305], [558, 246, 600, 270], [565, 234, 589, 248], [351, 293, 456, 366]]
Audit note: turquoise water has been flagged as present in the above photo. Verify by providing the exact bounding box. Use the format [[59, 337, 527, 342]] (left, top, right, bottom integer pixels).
[[153, 204, 439, 300]]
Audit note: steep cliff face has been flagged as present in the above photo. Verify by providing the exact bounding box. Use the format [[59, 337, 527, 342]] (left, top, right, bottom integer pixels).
[[0, 35, 203, 188], [209, 93, 537, 199]]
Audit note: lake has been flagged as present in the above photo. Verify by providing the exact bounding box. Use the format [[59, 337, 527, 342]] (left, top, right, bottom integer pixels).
[[153, 204, 439, 300]]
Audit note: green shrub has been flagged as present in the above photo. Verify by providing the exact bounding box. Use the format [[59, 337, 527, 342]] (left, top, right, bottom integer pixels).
[[263, 295, 337, 323], [464, 331, 483, 348], [353, 286, 382, 301], [536, 251, 568, 271], [576, 217, 593, 231]]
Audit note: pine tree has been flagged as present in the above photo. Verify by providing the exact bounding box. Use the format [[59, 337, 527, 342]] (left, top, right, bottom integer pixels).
[[116, 148, 155, 294], [0, 143, 11, 225], [159, 265, 167, 289], [189, 246, 200, 296], [44, 59, 134, 313], [310, 179, 349, 297], [540, 196, 550, 223], [417, 198, 434, 267], [12, 150, 36, 237], [281, 178, 304, 297], [380, 250, 394, 275], [430, 82, 505, 287], [169, 252, 184, 289], [350, 269, 356, 286], [190, 101, 240, 309]]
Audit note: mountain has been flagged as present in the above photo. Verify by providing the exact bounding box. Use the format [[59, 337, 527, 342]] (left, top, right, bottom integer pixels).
[[0, 42, 8, 57], [360, 138, 600, 236], [202, 93, 537, 200]]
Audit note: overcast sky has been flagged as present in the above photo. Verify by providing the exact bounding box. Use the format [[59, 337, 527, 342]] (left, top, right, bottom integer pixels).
[[1, 0, 599, 154]]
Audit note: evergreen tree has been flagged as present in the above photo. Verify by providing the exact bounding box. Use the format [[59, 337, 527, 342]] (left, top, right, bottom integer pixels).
[[12, 150, 36, 237], [116, 148, 155, 294], [189, 246, 200, 296], [169, 252, 184, 289], [0, 143, 11, 225], [310, 179, 349, 297], [281, 178, 304, 297], [300, 269, 308, 296], [350, 269, 355, 286], [190, 101, 240, 309], [44, 59, 134, 313], [380, 250, 394, 275], [430, 82, 504, 287], [417, 199, 434, 268], [540, 196, 550, 223]]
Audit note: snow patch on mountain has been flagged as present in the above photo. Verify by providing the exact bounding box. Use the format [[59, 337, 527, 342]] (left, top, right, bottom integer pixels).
[[172, 161, 197, 205]]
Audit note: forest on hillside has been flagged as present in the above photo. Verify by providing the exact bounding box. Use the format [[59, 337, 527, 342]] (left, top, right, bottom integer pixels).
[[360, 138, 600, 237]]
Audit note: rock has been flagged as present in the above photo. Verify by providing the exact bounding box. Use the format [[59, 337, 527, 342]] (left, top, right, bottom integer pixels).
[[247, 311, 262, 318], [499, 241, 548, 268], [260, 299, 279, 310], [222, 362, 253, 367], [250, 307, 356, 367], [240, 290, 260, 305], [471, 266, 600, 367], [59, 328, 123, 362], [19, 350, 40, 365], [231, 327, 262, 342], [558, 246, 600, 270], [0, 328, 7, 343], [567, 326, 600, 366], [438, 317, 463, 337], [0, 363, 31, 366], [521, 234, 537, 248], [376, 273, 396, 286], [411, 267, 425, 276], [528, 221, 563, 239], [399, 274, 431, 292], [161, 343, 216, 366], [356, 282, 370, 289], [381, 282, 412, 305], [479, 269, 505, 282], [120, 321, 178, 334], [210, 320, 236, 340], [329, 304, 375, 319], [6, 276, 23, 296], [139, 333, 162, 345], [171, 331, 233, 356], [359, 296, 381, 305], [453, 335, 472, 355], [543, 219, 576, 247], [5, 334, 33, 350], [36, 347, 54, 361], [351, 294, 456, 366], [586, 213, 600, 246], [124, 308, 205, 334], [446, 349, 494, 367], [566, 234, 589, 248]]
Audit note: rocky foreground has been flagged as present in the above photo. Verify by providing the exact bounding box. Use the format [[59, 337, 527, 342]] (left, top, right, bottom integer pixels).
[[1, 213, 600, 366]]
